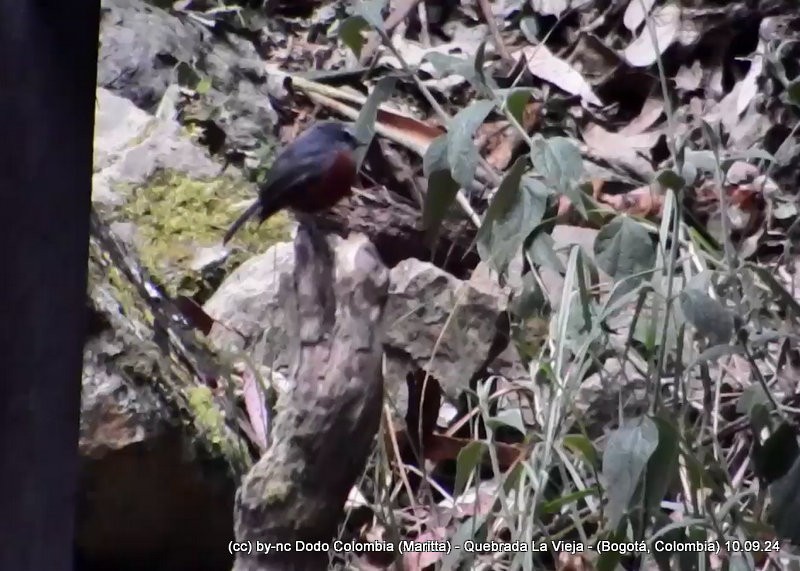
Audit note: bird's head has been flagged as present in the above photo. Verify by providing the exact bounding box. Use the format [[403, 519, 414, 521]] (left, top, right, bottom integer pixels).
[[311, 121, 368, 149]]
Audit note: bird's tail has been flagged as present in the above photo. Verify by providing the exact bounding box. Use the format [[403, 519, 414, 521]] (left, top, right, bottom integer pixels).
[[223, 201, 261, 244]]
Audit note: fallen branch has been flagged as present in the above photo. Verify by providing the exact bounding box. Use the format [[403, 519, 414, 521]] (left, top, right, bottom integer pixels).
[[233, 224, 389, 571]]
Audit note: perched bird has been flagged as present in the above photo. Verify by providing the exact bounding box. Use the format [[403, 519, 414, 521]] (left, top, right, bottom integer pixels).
[[223, 121, 365, 244]]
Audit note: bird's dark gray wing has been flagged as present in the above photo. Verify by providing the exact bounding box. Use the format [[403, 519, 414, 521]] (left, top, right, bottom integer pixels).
[[256, 149, 338, 219]]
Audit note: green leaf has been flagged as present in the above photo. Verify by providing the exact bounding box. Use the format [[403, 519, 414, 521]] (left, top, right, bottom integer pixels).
[[541, 487, 599, 514], [530, 136, 586, 217], [737, 384, 771, 416], [562, 434, 600, 468], [602, 416, 659, 529], [447, 100, 495, 188], [477, 159, 548, 272], [656, 168, 685, 191], [486, 408, 526, 436], [678, 288, 734, 345], [786, 79, 800, 107], [338, 16, 370, 57], [505, 90, 532, 125], [353, 0, 386, 30], [422, 135, 460, 237], [527, 229, 564, 273], [423, 53, 476, 83], [454, 441, 487, 496], [474, 40, 490, 89], [520, 17, 539, 43], [196, 77, 212, 95], [683, 149, 717, 172], [423, 134, 449, 176], [644, 415, 679, 516], [354, 76, 396, 165], [753, 422, 799, 484], [747, 264, 800, 319], [769, 455, 800, 543], [593, 215, 656, 283]]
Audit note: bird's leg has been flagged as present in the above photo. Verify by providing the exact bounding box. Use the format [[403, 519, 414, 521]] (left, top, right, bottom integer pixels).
[[294, 211, 349, 238]]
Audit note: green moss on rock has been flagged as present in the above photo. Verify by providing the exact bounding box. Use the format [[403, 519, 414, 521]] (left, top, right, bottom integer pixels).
[[116, 170, 291, 302]]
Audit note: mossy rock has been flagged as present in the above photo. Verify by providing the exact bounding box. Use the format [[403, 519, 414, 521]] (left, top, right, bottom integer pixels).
[[113, 170, 291, 303]]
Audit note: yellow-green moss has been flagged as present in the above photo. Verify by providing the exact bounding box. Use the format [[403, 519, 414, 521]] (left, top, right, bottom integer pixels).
[[263, 479, 292, 504], [187, 385, 227, 446], [115, 170, 291, 301]]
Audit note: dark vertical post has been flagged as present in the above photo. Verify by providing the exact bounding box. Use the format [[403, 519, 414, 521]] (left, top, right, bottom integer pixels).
[[0, 2, 101, 570]]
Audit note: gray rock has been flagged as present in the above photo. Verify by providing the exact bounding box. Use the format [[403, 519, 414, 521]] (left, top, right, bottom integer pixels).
[[205, 246, 509, 400], [205, 242, 296, 368], [98, 0, 279, 153], [80, 271, 235, 571], [92, 88, 221, 205], [385, 259, 508, 398], [98, 0, 206, 111]]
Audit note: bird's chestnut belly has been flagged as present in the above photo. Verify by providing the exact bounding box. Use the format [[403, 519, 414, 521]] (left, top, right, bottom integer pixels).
[[292, 149, 356, 213]]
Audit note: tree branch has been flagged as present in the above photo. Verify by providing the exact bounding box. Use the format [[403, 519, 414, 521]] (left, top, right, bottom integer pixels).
[[233, 224, 389, 571]]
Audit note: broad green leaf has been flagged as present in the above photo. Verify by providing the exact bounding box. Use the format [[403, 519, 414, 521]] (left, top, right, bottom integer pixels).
[[527, 229, 564, 273], [423, 53, 476, 82], [595, 531, 624, 571], [593, 215, 656, 282], [687, 344, 744, 371], [770, 455, 800, 543], [678, 288, 734, 345], [787, 79, 800, 107], [454, 441, 486, 496], [729, 148, 776, 163], [683, 148, 717, 172], [196, 77, 212, 95], [486, 408, 526, 436], [530, 136, 586, 216], [541, 487, 599, 514], [520, 17, 539, 42], [354, 76, 396, 165], [447, 100, 495, 189], [736, 383, 771, 415], [477, 160, 548, 272], [644, 415, 679, 516], [562, 434, 600, 467], [338, 16, 370, 57], [602, 416, 659, 528], [423, 134, 449, 175], [656, 168, 685, 191], [502, 461, 525, 494], [422, 135, 460, 237], [474, 40, 490, 89], [747, 264, 800, 319], [353, 0, 386, 30], [753, 422, 799, 484], [505, 89, 532, 125]]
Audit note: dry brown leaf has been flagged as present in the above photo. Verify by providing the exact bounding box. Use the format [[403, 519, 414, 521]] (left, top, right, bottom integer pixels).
[[425, 433, 527, 469], [675, 60, 704, 91], [373, 108, 445, 156], [623, 0, 656, 31], [598, 184, 664, 218], [619, 97, 664, 136], [623, 4, 681, 67], [736, 50, 763, 115], [519, 45, 603, 107], [486, 102, 542, 170], [530, 0, 570, 17], [242, 368, 269, 452], [583, 123, 660, 178]]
